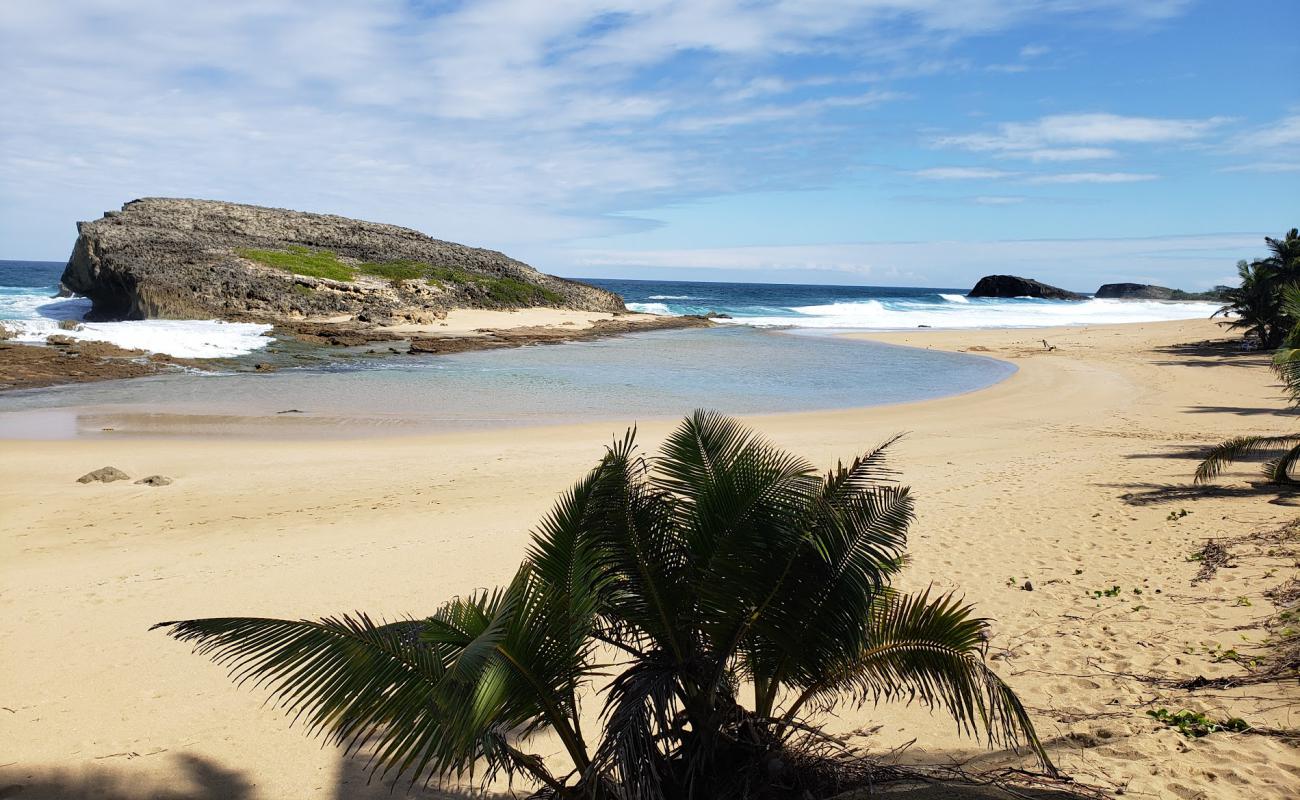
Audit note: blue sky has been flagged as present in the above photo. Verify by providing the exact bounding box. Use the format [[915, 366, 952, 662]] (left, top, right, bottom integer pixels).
[[1, 0, 1296, 290]]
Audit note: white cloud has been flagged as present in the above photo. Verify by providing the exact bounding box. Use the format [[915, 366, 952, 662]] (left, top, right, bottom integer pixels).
[[912, 167, 1019, 180], [0, 0, 1207, 258], [1220, 162, 1300, 174], [1026, 172, 1158, 184], [1232, 114, 1300, 150], [935, 112, 1229, 161]]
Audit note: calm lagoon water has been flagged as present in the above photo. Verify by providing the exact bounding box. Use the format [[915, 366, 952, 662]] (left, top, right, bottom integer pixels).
[[0, 326, 1015, 439]]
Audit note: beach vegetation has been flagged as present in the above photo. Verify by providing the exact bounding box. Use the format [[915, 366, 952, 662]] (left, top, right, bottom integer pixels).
[[357, 259, 428, 282], [239, 245, 356, 281], [237, 246, 562, 304], [1214, 228, 1300, 349], [1198, 272, 1300, 484], [155, 411, 1051, 799], [1146, 708, 1249, 738]]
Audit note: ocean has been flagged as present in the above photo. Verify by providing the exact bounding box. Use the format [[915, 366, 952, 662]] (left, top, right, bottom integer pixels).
[[0, 259, 1218, 438], [2, 261, 1217, 358]]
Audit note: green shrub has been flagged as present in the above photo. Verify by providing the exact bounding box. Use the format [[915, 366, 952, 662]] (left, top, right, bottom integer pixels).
[[238, 245, 356, 281], [238, 247, 560, 305], [483, 276, 562, 305], [357, 259, 428, 282]]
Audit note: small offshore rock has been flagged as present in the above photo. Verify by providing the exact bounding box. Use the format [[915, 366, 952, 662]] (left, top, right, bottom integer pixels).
[[77, 466, 130, 483], [57, 319, 85, 331], [968, 275, 1085, 300], [134, 475, 173, 486], [46, 334, 77, 346]]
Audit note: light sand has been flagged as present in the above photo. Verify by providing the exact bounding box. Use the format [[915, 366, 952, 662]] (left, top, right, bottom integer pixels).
[[2, 318, 1298, 799], [382, 307, 623, 337]]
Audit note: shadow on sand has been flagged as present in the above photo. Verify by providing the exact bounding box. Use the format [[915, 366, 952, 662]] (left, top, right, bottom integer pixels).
[[0, 751, 1091, 800], [1147, 337, 1273, 368], [1108, 480, 1300, 507]]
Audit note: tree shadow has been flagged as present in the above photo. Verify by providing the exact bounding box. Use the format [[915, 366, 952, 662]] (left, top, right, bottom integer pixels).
[[0, 755, 253, 800], [1184, 404, 1297, 416], [1108, 481, 1300, 506], [0, 754, 515, 800], [1147, 338, 1274, 369]]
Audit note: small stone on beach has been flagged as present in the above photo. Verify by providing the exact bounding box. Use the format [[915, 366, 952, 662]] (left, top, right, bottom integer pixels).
[[77, 466, 130, 483], [134, 475, 173, 487]]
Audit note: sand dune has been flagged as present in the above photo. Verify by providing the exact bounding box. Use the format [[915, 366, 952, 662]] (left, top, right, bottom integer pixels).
[[2, 318, 1297, 799]]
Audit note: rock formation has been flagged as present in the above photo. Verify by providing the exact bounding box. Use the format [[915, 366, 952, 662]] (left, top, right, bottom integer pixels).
[[967, 275, 1085, 300], [60, 198, 625, 324], [1095, 283, 1175, 300], [77, 466, 130, 483]]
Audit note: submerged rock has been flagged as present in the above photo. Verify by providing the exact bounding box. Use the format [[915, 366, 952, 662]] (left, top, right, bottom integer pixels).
[[1095, 282, 1176, 300], [968, 275, 1085, 300], [77, 466, 130, 483], [60, 198, 625, 325]]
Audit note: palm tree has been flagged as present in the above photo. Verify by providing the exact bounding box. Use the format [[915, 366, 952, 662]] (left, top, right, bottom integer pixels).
[[1214, 229, 1300, 349], [156, 412, 1051, 798], [1198, 286, 1300, 485]]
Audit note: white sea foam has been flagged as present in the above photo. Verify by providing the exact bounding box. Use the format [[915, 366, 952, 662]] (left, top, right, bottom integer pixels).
[[626, 301, 673, 315], [647, 294, 694, 300], [938, 293, 970, 304], [719, 297, 1217, 330], [0, 292, 273, 358]]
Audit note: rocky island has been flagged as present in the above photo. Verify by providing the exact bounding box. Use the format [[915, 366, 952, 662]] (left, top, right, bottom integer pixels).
[[60, 198, 625, 324], [0, 198, 707, 391]]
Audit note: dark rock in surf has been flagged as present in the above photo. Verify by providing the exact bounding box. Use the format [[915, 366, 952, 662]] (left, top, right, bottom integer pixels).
[[1095, 283, 1175, 300], [967, 275, 1085, 301]]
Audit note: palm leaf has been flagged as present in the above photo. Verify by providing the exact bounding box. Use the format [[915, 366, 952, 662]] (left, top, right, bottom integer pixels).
[[153, 613, 492, 784], [1195, 434, 1300, 483], [780, 590, 1055, 774]]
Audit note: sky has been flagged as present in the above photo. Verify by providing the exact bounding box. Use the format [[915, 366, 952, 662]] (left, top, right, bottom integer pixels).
[[1, 1, 1297, 291]]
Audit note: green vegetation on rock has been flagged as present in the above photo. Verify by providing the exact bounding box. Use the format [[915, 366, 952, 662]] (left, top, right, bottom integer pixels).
[[357, 259, 427, 282], [238, 245, 355, 281], [238, 246, 561, 305]]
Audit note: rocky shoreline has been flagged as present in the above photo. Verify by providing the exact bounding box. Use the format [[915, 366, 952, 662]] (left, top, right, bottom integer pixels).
[[0, 313, 711, 393]]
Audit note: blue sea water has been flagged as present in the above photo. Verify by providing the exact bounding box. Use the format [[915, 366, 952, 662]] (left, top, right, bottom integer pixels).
[[0, 260, 1214, 438]]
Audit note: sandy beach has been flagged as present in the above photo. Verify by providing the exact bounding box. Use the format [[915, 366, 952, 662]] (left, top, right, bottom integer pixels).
[[2, 317, 1298, 799]]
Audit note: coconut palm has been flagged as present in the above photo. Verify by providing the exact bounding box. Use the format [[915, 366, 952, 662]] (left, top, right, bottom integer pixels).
[[1198, 286, 1300, 485], [156, 412, 1051, 798], [1214, 229, 1300, 349]]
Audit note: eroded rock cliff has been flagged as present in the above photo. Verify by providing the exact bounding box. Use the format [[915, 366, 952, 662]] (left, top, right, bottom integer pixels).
[[60, 198, 625, 323]]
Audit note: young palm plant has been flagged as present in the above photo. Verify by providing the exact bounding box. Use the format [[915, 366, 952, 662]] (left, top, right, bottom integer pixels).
[[1198, 285, 1300, 485], [157, 411, 1052, 798]]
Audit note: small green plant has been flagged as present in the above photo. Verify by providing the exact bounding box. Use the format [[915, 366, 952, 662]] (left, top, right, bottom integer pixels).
[[237, 248, 562, 305], [1167, 509, 1191, 521], [239, 245, 355, 281], [1092, 586, 1122, 598], [1147, 708, 1249, 738], [1234, 596, 1252, 607], [358, 259, 428, 282]]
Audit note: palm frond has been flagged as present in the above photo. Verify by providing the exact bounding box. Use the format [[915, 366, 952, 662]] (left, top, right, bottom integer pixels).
[[1195, 434, 1300, 483], [780, 590, 1054, 774], [153, 614, 482, 784]]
